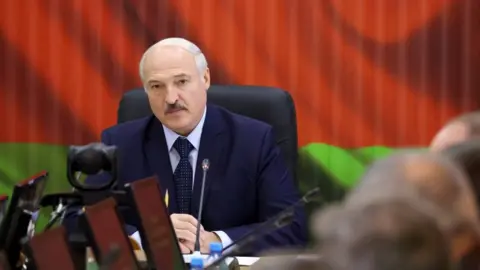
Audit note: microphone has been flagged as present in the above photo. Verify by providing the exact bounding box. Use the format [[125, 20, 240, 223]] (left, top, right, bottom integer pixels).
[[222, 187, 320, 252], [193, 159, 210, 254], [206, 187, 320, 269], [207, 211, 294, 269]]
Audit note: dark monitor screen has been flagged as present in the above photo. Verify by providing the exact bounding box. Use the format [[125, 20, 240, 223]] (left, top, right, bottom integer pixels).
[[125, 176, 185, 270], [81, 197, 140, 269], [0, 171, 48, 248], [15, 171, 48, 211]]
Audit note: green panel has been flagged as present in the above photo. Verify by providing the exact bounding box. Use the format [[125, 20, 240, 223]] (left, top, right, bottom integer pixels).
[[0, 143, 410, 232], [301, 143, 369, 188], [295, 145, 427, 217], [0, 143, 70, 230], [348, 146, 395, 164]]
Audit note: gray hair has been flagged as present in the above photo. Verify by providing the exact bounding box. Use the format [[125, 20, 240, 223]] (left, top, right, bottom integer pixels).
[[138, 37, 208, 83], [313, 201, 451, 270], [448, 111, 480, 137], [346, 151, 479, 237]]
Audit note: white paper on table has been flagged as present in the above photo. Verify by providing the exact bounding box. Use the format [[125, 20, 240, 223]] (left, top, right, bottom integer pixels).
[[235, 256, 260, 266], [130, 234, 260, 266]]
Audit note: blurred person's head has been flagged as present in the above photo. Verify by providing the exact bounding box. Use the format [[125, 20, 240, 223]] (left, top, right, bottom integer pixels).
[[442, 140, 480, 268], [431, 112, 480, 151], [345, 151, 480, 261], [139, 37, 210, 136], [312, 201, 452, 270]]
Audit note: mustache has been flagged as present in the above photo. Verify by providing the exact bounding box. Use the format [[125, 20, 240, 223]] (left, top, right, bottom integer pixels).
[[165, 102, 187, 113]]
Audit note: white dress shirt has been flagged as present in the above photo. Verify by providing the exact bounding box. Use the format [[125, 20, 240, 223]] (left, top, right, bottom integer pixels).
[[132, 107, 233, 251]]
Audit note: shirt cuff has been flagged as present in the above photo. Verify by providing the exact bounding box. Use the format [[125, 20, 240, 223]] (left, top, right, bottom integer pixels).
[[213, 231, 233, 252], [133, 230, 231, 252], [131, 231, 143, 249]]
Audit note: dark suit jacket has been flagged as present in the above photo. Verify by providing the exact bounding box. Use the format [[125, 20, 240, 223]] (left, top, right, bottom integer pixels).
[[64, 104, 307, 254]]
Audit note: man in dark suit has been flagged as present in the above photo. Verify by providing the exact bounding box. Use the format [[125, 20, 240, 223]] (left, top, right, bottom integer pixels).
[[65, 38, 307, 255]]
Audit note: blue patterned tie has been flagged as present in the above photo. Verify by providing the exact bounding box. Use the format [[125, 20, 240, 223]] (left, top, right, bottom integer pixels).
[[173, 137, 194, 214]]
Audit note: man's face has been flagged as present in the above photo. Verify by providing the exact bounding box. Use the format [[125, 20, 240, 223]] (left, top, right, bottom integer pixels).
[[142, 46, 210, 135], [430, 122, 469, 152]]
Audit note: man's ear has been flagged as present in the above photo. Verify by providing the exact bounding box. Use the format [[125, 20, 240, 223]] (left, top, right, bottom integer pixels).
[[203, 68, 211, 90]]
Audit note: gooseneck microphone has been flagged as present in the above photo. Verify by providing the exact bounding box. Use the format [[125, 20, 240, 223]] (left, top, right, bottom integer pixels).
[[206, 211, 294, 269], [222, 187, 320, 252], [206, 187, 321, 269], [193, 159, 210, 254]]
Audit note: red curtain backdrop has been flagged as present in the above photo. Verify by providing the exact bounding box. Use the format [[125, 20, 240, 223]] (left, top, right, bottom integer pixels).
[[0, 0, 478, 147]]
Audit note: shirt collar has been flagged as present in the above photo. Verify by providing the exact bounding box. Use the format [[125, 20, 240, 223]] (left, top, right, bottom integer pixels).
[[162, 107, 207, 151]]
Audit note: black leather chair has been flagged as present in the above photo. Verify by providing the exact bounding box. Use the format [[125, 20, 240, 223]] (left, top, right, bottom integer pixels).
[[117, 85, 298, 181]]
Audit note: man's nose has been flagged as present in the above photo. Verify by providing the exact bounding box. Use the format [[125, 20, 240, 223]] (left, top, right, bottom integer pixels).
[[165, 88, 179, 104]]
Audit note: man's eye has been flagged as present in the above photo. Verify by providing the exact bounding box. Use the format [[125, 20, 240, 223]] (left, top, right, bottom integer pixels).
[[151, 85, 160, 89], [177, 79, 188, 85]]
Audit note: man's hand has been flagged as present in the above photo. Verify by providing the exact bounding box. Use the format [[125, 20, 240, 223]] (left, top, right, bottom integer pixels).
[[170, 214, 222, 254], [170, 214, 204, 253], [200, 231, 221, 253]]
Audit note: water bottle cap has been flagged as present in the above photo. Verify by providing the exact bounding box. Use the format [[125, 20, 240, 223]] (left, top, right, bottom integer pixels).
[[209, 242, 223, 253], [190, 257, 204, 267]]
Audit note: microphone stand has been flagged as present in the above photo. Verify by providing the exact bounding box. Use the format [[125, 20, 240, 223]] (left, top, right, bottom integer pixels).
[[207, 187, 321, 269], [193, 159, 210, 255], [221, 187, 320, 252], [44, 201, 68, 231], [206, 210, 295, 269], [43, 173, 83, 231]]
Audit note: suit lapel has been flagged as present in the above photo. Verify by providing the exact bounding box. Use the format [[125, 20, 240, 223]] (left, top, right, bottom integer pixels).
[[191, 105, 227, 219], [143, 116, 178, 213]]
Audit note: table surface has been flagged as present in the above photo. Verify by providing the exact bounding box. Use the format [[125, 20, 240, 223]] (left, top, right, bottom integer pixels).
[[87, 250, 254, 269]]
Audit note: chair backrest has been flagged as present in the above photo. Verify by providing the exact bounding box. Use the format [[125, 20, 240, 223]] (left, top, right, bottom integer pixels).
[[118, 85, 298, 179], [0, 171, 48, 268]]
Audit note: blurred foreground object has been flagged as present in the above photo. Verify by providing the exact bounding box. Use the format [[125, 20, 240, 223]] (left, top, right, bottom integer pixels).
[[312, 201, 452, 270], [0, 171, 48, 270], [250, 250, 322, 270], [345, 151, 480, 262], [124, 176, 185, 270], [430, 112, 480, 152], [79, 197, 140, 269], [22, 226, 77, 270]]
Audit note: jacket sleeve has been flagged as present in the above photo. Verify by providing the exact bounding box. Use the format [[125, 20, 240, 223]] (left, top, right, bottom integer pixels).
[[223, 127, 308, 254]]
